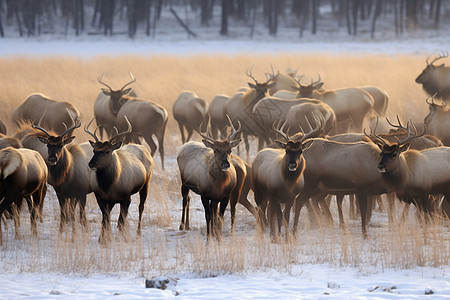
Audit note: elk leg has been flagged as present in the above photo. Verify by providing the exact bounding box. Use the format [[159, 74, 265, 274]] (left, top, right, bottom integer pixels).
[[180, 184, 190, 230], [97, 199, 112, 244], [57, 194, 67, 233], [201, 196, 212, 237], [336, 194, 345, 229], [356, 192, 369, 238], [79, 195, 88, 231], [218, 198, 228, 235], [137, 181, 149, 236], [118, 198, 131, 239], [156, 132, 165, 171], [178, 123, 186, 144], [185, 128, 194, 143]]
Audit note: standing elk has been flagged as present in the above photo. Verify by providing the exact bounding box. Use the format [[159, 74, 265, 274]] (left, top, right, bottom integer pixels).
[[424, 95, 450, 146], [416, 52, 450, 101], [207, 94, 230, 140], [173, 91, 208, 144], [12, 93, 80, 136], [292, 76, 374, 133], [0, 147, 48, 245], [225, 69, 276, 156], [33, 113, 92, 233], [252, 117, 320, 239], [360, 86, 389, 117], [85, 116, 153, 243], [95, 72, 138, 140], [115, 95, 168, 170], [265, 68, 300, 95], [177, 117, 243, 238]]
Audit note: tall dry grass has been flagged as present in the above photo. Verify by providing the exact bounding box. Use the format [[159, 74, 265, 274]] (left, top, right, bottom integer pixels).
[[0, 54, 448, 277]]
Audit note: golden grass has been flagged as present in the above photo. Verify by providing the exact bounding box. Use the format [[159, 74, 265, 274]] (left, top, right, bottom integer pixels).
[[0, 54, 449, 276]]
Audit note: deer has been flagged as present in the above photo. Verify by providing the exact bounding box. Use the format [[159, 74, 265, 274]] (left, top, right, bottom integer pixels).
[[292, 75, 375, 133], [424, 95, 450, 146], [12, 93, 80, 136], [416, 52, 450, 102], [33, 112, 93, 233], [172, 91, 208, 144], [84, 116, 154, 244], [95, 72, 138, 140], [372, 119, 450, 217], [177, 116, 244, 238], [225, 68, 276, 157], [0, 147, 48, 245], [251, 116, 321, 239]]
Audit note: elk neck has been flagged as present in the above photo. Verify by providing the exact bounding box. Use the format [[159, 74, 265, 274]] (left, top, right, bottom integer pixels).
[[95, 153, 120, 193], [47, 148, 70, 187]]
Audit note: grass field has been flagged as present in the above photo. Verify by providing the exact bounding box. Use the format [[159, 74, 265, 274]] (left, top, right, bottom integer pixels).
[[0, 54, 448, 277]]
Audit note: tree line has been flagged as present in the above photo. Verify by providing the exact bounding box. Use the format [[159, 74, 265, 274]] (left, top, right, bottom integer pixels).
[[0, 0, 445, 39]]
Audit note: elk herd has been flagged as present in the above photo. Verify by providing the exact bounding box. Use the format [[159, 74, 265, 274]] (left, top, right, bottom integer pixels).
[[1, 52, 450, 246]]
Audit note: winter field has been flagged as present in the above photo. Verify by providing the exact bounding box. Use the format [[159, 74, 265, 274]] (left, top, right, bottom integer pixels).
[[1, 23, 450, 299]]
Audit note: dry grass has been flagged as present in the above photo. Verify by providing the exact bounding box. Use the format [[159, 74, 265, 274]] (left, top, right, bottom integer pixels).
[[0, 54, 449, 277]]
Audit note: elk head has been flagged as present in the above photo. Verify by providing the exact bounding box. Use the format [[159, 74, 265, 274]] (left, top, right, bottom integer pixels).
[[200, 115, 242, 172], [85, 115, 132, 171], [274, 114, 322, 172], [416, 51, 448, 84], [246, 67, 276, 98], [293, 75, 324, 98], [366, 117, 424, 174], [98, 72, 136, 115], [34, 110, 81, 166]]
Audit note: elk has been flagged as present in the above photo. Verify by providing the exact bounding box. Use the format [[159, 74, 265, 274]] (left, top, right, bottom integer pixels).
[[424, 95, 450, 146], [265, 67, 300, 95], [0, 134, 22, 150], [291, 135, 386, 237], [85, 116, 153, 243], [416, 52, 450, 101], [225, 69, 276, 156], [177, 116, 243, 238], [95, 72, 138, 140], [207, 94, 230, 140], [115, 96, 168, 170], [292, 76, 374, 133], [0, 120, 6, 135], [12, 93, 81, 136], [0, 147, 48, 245], [33, 113, 92, 233], [173, 91, 208, 144], [251, 116, 321, 238], [359, 86, 389, 117]]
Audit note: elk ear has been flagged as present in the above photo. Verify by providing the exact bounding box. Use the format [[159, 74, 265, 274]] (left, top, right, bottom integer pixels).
[[112, 141, 122, 151], [314, 82, 324, 90], [38, 137, 48, 144], [437, 63, 445, 68], [230, 139, 242, 149], [122, 88, 132, 95], [302, 139, 314, 150], [248, 82, 257, 89], [2, 150, 21, 180], [268, 81, 277, 89], [89, 140, 96, 147], [63, 136, 75, 145], [375, 142, 384, 150], [202, 139, 214, 149], [399, 143, 410, 153], [275, 140, 287, 149], [101, 88, 111, 96]]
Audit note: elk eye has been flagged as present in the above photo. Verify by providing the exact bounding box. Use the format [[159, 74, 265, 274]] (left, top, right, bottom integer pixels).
[[392, 153, 397, 158]]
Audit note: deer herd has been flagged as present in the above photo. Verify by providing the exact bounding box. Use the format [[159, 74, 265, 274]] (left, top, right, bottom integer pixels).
[[0, 52, 450, 246]]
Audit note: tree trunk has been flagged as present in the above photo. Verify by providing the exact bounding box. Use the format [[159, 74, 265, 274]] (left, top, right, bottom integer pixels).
[[220, 0, 228, 35]]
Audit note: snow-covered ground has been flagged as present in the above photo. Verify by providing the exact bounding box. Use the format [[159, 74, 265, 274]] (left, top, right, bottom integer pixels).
[[1, 18, 450, 299]]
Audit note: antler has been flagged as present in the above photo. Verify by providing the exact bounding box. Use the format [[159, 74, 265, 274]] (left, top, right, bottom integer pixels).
[[426, 93, 447, 108], [110, 115, 132, 145], [386, 117, 425, 145], [199, 118, 215, 143], [84, 117, 100, 143], [226, 115, 241, 142], [32, 111, 51, 137], [364, 117, 388, 146], [60, 109, 81, 138], [426, 51, 449, 66], [273, 120, 290, 143], [298, 113, 324, 142], [246, 66, 258, 84], [120, 71, 136, 91], [97, 73, 113, 91]]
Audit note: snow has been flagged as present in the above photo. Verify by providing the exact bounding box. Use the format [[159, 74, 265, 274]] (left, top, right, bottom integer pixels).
[[1, 17, 450, 299]]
